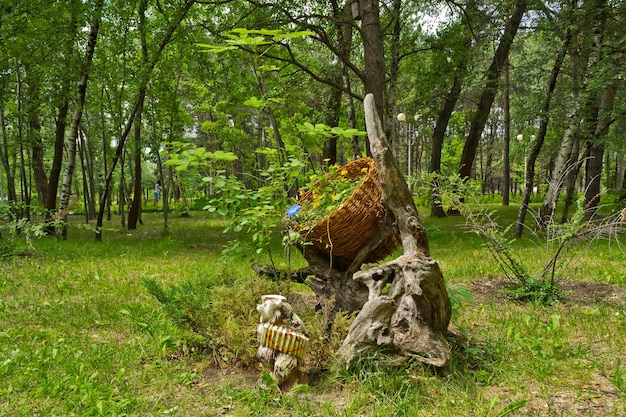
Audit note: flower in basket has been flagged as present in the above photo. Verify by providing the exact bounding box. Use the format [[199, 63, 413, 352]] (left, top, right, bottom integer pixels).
[[286, 157, 400, 262], [291, 163, 369, 230]]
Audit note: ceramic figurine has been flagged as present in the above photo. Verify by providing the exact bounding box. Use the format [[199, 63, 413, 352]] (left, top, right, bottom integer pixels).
[[257, 294, 308, 391]]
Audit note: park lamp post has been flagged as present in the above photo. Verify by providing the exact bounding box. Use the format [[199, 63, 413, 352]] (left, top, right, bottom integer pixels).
[[397, 112, 420, 179], [517, 133, 536, 191]]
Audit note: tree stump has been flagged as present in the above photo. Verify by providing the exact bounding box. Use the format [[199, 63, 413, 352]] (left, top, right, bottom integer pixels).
[[334, 94, 451, 367], [256, 94, 452, 367]]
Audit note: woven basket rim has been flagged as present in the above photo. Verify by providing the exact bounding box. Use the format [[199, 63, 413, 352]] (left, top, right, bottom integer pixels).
[[293, 157, 400, 262], [297, 157, 377, 231]]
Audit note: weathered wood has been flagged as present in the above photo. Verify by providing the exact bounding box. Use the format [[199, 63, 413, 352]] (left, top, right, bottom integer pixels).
[[335, 94, 451, 367], [252, 95, 452, 367]]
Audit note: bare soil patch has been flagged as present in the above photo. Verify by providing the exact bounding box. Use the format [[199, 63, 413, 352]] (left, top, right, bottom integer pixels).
[[470, 277, 626, 307]]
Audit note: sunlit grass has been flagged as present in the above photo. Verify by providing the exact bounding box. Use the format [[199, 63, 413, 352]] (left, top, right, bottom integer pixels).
[[1, 207, 624, 416]]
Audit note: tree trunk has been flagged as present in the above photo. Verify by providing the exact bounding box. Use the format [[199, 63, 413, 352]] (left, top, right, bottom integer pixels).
[[336, 94, 451, 368], [358, 0, 385, 134], [57, 0, 103, 239], [128, 0, 148, 230], [340, 1, 361, 158], [322, 80, 341, 165], [44, 101, 69, 232], [540, 120, 578, 222], [502, 53, 511, 206], [560, 136, 582, 223], [583, 68, 619, 218], [28, 85, 48, 207], [127, 98, 144, 230], [95, 0, 196, 241], [78, 129, 91, 223], [513, 28, 570, 237], [0, 99, 17, 203], [458, 0, 527, 179], [430, 49, 468, 217]]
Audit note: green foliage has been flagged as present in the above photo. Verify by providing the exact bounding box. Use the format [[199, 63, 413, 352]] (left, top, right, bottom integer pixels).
[[292, 163, 368, 229], [500, 276, 567, 306], [197, 28, 315, 54], [447, 285, 476, 321], [0, 204, 65, 258], [433, 174, 623, 306], [143, 273, 293, 367], [296, 122, 366, 142], [164, 141, 238, 173]]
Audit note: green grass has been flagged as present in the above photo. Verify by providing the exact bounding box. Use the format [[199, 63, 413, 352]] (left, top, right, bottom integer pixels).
[[1, 207, 625, 416]]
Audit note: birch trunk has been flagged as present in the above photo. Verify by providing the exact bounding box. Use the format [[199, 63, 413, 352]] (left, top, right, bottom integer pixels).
[[57, 0, 103, 239]]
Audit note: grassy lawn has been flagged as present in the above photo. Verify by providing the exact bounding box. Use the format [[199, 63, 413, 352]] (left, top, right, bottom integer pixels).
[[1, 206, 625, 416]]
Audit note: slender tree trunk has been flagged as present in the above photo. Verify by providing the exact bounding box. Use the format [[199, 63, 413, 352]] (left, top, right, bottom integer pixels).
[[95, 0, 196, 241], [127, 94, 145, 230], [384, 0, 402, 153], [502, 53, 511, 206], [615, 151, 625, 191], [540, 120, 578, 222], [44, 101, 69, 232], [78, 129, 90, 223], [358, 0, 385, 141], [458, 0, 527, 179], [28, 84, 48, 206], [85, 129, 97, 218], [16, 67, 30, 220], [339, 0, 361, 158], [430, 63, 466, 217], [128, 0, 148, 230], [120, 150, 128, 228], [513, 28, 570, 237], [322, 67, 341, 164], [583, 66, 619, 218], [0, 99, 17, 203], [57, 0, 103, 239], [560, 135, 582, 222]]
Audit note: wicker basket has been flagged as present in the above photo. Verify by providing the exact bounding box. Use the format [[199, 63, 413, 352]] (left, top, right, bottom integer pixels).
[[296, 158, 401, 263]]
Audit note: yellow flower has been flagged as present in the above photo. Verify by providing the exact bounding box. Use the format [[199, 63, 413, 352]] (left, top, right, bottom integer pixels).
[[341, 170, 348, 176]]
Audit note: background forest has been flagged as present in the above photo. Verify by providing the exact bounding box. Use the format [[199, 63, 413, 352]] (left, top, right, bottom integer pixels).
[[1, 0, 625, 234]]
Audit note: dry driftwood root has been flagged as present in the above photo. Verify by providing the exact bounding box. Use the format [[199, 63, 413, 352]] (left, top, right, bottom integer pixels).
[[334, 93, 451, 368], [336, 254, 451, 367]]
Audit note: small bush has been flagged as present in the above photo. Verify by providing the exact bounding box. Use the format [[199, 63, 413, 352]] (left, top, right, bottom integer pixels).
[[500, 277, 567, 306]]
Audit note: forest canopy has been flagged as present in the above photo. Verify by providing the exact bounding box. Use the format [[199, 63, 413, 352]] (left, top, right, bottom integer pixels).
[[0, 0, 624, 238]]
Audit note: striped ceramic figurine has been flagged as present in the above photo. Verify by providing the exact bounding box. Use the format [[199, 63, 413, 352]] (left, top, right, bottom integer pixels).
[[257, 294, 309, 391]]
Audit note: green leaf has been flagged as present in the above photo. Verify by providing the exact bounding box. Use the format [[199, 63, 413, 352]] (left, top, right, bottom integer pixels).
[[232, 28, 281, 37], [217, 207, 229, 216], [225, 36, 271, 47], [213, 150, 238, 161], [275, 30, 315, 40], [196, 43, 237, 53], [258, 64, 280, 72], [244, 96, 265, 108], [164, 159, 182, 166]]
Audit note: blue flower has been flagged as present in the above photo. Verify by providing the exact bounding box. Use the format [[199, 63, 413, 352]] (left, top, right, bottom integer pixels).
[[287, 204, 301, 217]]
